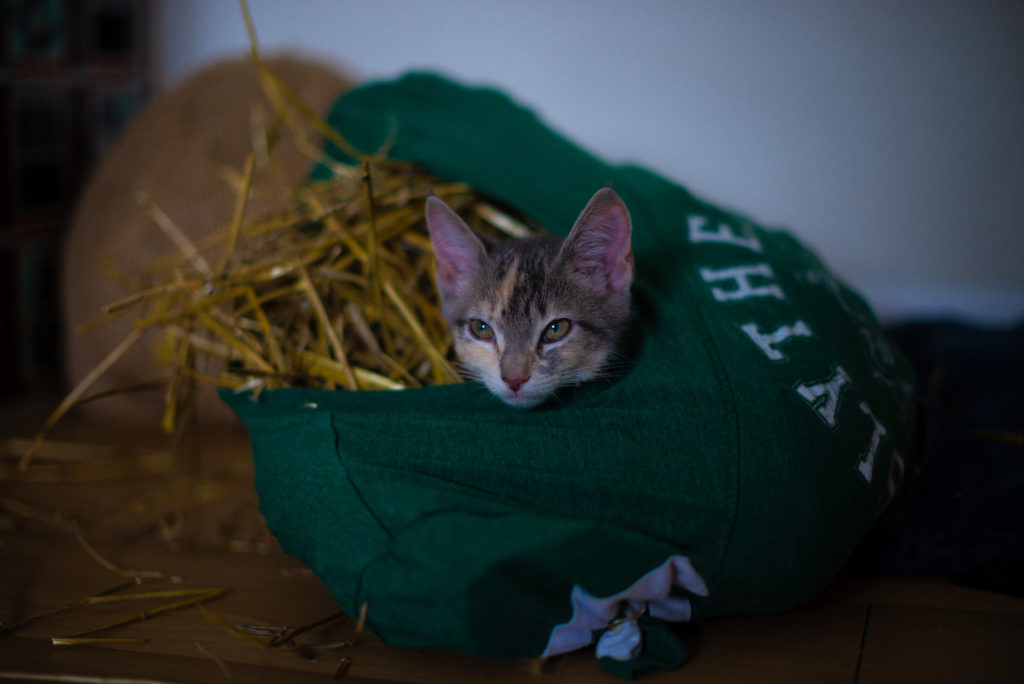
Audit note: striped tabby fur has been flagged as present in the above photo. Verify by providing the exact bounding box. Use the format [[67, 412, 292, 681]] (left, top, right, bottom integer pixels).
[[425, 188, 633, 407]]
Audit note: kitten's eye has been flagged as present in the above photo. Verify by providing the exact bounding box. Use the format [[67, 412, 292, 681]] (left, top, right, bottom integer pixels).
[[469, 318, 495, 341], [541, 318, 572, 343]]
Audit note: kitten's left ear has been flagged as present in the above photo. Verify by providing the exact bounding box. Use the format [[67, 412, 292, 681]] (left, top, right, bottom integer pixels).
[[559, 187, 633, 295]]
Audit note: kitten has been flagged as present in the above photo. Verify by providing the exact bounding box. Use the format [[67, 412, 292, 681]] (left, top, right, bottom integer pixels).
[[425, 187, 633, 408]]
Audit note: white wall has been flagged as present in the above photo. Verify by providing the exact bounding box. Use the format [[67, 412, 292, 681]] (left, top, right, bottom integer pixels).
[[152, 0, 1024, 324]]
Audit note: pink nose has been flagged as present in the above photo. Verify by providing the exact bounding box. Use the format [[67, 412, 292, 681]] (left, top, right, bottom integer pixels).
[[502, 375, 529, 392]]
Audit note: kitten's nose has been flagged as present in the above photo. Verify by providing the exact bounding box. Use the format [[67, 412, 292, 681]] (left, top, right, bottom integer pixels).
[[502, 375, 530, 392]]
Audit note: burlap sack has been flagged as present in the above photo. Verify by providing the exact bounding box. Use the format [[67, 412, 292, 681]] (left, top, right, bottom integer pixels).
[[62, 56, 350, 429]]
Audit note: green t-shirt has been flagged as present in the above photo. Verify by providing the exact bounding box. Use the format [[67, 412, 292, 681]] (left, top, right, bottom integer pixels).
[[223, 73, 915, 676]]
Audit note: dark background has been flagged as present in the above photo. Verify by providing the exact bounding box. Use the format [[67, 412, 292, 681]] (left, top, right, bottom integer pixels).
[[1, 0, 149, 399]]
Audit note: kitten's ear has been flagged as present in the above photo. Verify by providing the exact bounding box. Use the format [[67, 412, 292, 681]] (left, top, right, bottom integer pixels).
[[425, 194, 487, 298], [559, 187, 633, 295]]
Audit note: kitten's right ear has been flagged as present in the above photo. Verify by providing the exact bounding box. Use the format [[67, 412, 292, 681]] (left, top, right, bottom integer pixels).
[[425, 195, 487, 298]]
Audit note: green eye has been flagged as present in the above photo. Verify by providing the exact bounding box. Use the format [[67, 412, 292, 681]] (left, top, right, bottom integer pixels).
[[542, 318, 572, 343], [469, 319, 495, 340]]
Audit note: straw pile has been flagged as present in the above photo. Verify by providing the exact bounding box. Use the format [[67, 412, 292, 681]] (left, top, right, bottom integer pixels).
[[85, 162, 528, 430], [21, 2, 534, 468]]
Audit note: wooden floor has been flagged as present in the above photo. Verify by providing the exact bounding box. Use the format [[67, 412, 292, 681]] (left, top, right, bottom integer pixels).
[[2, 402, 1023, 683]]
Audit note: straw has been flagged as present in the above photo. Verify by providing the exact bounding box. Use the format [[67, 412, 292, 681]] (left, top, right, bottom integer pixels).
[[21, 329, 144, 471], [32, 0, 536, 457]]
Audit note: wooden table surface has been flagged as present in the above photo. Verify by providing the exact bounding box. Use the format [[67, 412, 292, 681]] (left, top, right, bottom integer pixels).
[[2, 402, 1022, 683]]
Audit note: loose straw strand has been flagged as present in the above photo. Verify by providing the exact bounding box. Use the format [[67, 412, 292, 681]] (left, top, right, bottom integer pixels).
[[21, 328, 143, 471]]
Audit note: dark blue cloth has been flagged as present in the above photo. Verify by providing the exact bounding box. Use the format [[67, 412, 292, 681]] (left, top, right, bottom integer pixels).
[[856, 320, 1024, 594]]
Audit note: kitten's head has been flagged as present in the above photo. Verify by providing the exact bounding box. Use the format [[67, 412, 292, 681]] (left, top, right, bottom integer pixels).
[[425, 188, 633, 408]]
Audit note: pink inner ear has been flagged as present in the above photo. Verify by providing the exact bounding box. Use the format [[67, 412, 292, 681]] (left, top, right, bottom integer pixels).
[[606, 228, 634, 294], [564, 189, 634, 294], [425, 196, 484, 296]]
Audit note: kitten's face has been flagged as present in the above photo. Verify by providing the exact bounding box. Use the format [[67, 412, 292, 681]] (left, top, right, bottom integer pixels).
[[425, 188, 633, 408]]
